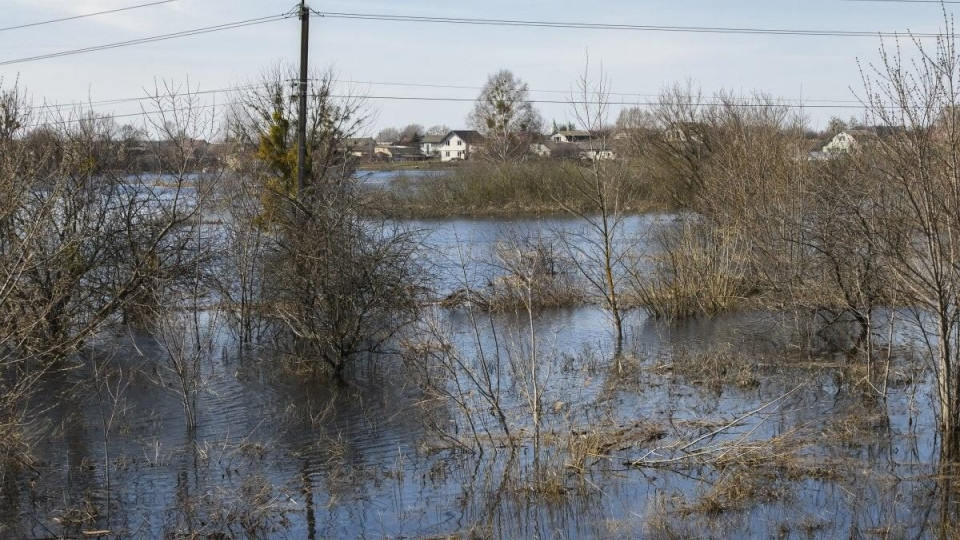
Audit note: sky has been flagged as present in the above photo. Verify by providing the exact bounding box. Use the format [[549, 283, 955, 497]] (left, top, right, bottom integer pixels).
[[0, 0, 953, 137]]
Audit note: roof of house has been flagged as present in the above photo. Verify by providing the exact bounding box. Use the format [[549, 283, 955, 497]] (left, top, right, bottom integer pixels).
[[443, 130, 486, 144], [554, 130, 593, 138], [387, 145, 425, 157], [421, 134, 445, 144]]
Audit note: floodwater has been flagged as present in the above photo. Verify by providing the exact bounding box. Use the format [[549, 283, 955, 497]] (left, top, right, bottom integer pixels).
[[1, 215, 955, 539]]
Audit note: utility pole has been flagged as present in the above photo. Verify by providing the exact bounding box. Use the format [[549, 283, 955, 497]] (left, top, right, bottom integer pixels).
[[297, 0, 310, 196]]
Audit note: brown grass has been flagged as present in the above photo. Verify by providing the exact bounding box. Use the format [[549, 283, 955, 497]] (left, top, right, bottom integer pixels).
[[374, 159, 656, 218], [564, 420, 667, 473], [660, 344, 760, 390], [629, 221, 753, 321]]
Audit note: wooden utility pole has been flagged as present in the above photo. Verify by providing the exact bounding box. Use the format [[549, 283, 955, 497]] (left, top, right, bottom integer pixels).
[[297, 0, 310, 195]]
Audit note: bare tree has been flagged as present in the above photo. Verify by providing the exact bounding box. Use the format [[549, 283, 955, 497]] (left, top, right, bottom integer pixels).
[[468, 69, 543, 161], [375, 126, 400, 144], [554, 62, 635, 354], [859, 14, 960, 460], [0, 77, 218, 498], [397, 124, 424, 145]]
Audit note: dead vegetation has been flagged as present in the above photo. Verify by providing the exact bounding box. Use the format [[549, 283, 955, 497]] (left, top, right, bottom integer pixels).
[[628, 221, 752, 321], [653, 344, 761, 391]]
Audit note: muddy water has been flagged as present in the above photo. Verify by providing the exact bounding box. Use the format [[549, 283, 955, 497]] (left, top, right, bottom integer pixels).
[[1, 216, 952, 539]]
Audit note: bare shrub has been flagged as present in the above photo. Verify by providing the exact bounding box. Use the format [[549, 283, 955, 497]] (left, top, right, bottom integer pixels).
[[400, 308, 513, 452], [0, 78, 211, 475], [227, 66, 425, 381], [554, 61, 639, 353], [629, 220, 751, 321], [487, 234, 585, 310]]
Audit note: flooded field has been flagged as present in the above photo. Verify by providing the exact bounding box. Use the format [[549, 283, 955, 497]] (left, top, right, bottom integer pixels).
[[1, 216, 956, 539]]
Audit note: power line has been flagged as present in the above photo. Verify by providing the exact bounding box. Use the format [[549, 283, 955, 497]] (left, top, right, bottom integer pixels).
[[311, 11, 942, 38], [21, 100, 235, 130], [0, 0, 179, 33], [26, 84, 260, 113], [19, 91, 888, 132], [328, 93, 874, 109], [0, 13, 293, 67], [25, 78, 868, 118], [336, 79, 864, 105]]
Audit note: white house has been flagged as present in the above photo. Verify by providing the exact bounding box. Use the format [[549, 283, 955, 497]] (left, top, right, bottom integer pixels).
[[530, 140, 615, 161], [573, 141, 616, 161], [822, 130, 877, 154], [550, 130, 594, 143], [438, 130, 485, 162], [420, 134, 444, 158]]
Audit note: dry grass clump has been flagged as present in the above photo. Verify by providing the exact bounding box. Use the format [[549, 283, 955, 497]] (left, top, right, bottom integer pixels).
[[564, 420, 667, 473], [484, 272, 587, 311], [629, 221, 753, 321], [710, 433, 842, 484], [164, 473, 295, 539], [644, 492, 743, 539], [690, 469, 789, 517], [440, 237, 588, 311], [665, 344, 760, 390], [820, 403, 890, 446], [488, 237, 587, 311]]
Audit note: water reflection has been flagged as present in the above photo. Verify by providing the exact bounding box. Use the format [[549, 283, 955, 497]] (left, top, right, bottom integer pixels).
[[2, 216, 958, 539]]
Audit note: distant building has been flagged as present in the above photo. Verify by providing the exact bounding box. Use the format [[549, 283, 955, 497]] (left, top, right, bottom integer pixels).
[[530, 140, 615, 161], [387, 145, 427, 162], [531, 141, 578, 159], [822, 129, 878, 154], [374, 144, 394, 160], [550, 130, 594, 143], [438, 130, 485, 162], [420, 134, 444, 158], [340, 137, 377, 158]]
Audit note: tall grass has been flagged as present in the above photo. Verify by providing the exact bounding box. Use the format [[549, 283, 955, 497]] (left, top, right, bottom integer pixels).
[[629, 221, 753, 320], [376, 159, 657, 217]]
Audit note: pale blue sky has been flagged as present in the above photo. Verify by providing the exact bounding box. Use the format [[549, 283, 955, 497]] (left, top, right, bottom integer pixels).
[[1, 0, 952, 135]]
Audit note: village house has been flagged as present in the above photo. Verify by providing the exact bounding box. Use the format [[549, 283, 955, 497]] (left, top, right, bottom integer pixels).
[[550, 130, 594, 143], [530, 140, 616, 161], [372, 144, 427, 161], [388, 145, 427, 162], [822, 129, 878, 154], [374, 143, 394, 160], [420, 134, 444, 158], [340, 137, 377, 159], [438, 130, 485, 161], [531, 141, 579, 159], [574, 141, 616, 161], [534, 129, 616, 161]]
